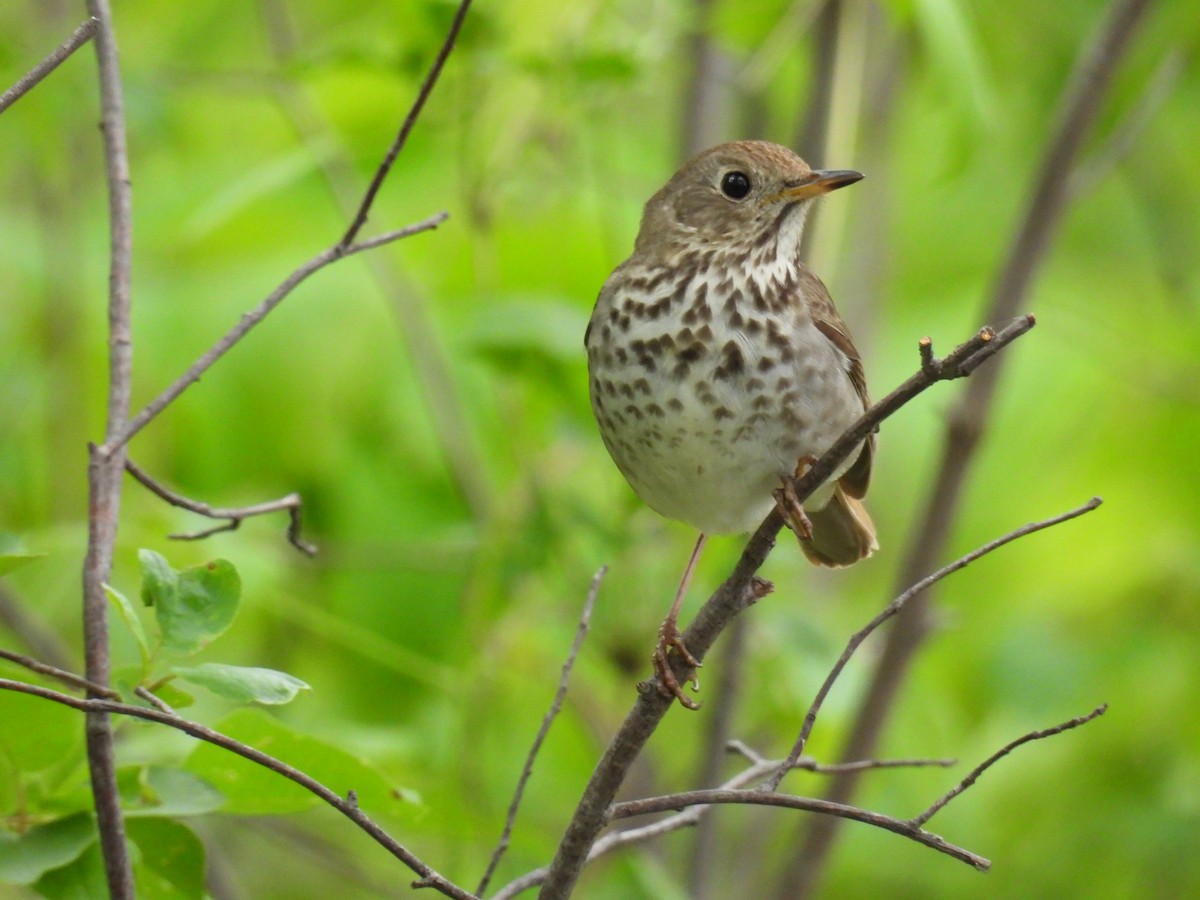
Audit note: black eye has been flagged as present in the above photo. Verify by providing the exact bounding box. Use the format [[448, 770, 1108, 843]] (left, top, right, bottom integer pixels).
[[720, 171, 752, 200]]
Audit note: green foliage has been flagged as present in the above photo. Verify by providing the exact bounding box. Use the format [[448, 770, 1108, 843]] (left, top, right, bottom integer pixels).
[[139, 550, 241, 656], [0, 815, 95, 886], [172, 663, 310, 705], [1, 0, 1198, 897]]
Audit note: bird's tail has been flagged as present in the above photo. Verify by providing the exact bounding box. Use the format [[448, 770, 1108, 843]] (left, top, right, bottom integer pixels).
[[801, 485, 878, 568]]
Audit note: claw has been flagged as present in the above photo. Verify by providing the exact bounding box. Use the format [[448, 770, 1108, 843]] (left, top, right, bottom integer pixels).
[[776, 454, 819, 541], [653, 618, 702, 710]]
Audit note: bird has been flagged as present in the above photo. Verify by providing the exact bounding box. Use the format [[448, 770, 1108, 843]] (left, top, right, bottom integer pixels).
[[584, 140, 876, 707]]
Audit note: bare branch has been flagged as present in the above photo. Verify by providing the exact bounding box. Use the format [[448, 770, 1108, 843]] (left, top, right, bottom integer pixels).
[[0, 676, 478, 900], [494, 749, 956, 899], [133, 685, 176, 715], [82, 0, 136, 893], [477, 567, 605, 897], [537, 319, 1034, 898], [99, 212, 447, 456], [0, 17, 98, 114], [910, 704, 1108, 828], [125, 458, 317, 556], [340, 0, 475, 246], [609, 790, 989, 871], [765, 497, 1104, 792], [0, 647, 119, 699]]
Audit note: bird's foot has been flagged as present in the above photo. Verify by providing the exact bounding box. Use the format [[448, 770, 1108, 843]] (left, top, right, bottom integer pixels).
[[774, 459, 819, 544], [652, 617, 702, 710]]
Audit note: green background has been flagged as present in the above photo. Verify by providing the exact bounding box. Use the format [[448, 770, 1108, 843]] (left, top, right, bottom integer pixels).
[[1, 0, 1198, 897]]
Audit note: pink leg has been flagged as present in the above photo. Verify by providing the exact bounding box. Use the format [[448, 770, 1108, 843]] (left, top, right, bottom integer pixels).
[[652, 533, 706, 709]]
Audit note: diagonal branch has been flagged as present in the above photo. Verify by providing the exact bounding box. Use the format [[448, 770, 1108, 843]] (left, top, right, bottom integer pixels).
[[910, 704, 1108, 828], [494, 750, 953, 899], [536, 317, 1035, 898], [0, 17, 98, 114], [609, 790, 989, 871], [339, 0, 474, 247], [765, 497, 1103, 792], [124, 458, 317, 556], [99, 214, 447, 456], [0, 675, 478, 900]]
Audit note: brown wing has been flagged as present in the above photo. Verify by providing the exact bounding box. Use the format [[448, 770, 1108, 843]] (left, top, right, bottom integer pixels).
[[800, 268, 874, 500]]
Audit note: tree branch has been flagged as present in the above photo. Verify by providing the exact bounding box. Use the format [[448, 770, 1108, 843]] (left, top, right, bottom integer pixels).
[[82, 0, 135, 893], [765, 497, 1103, 792], [477, 567, 605, 897], [99, 213, 447, 456], [339, 0, 474, 247], [0, 17, 98, 114], [124, 458, 316, 556], [909, 704, 1108, 828], [0, 676, 478, 900], [494, 750, 953, 899], [536, 317, 1034, 898], [610, 790, 989, 871]]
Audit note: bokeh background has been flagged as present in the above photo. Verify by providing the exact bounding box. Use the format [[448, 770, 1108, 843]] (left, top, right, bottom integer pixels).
[[2, 0, 1198, 897]]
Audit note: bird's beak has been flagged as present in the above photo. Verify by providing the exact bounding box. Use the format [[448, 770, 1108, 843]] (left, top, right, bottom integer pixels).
[[773, 169, 864, 203]]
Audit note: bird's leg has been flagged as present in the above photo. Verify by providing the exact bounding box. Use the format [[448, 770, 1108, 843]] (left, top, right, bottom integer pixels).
[[652, 533, 706, 710], [774, 454, 820, 542]]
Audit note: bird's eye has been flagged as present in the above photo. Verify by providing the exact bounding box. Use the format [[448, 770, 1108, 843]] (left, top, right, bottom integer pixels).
[[720, 171, 752, 200]]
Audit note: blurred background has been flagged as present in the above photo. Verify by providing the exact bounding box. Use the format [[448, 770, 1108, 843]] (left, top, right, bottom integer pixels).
[[1, 0, 1198, 897]]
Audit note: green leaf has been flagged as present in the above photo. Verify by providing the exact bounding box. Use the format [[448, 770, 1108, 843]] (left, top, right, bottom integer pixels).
[[105, 583, 151, 671], [138, 549, 177, 608], [0, 552, 45, 576], [172, 663, 311, 705], [0, 814, 96, 885], [31, 841, 107, 899], [155, 559, 241, 656], [127, 818, 205, 900], [123, 767, 225, 819], [185, 707, 418, 817]]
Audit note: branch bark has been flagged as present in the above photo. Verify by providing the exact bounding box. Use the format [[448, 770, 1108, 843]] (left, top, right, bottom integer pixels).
[[784, 0, 1159, 893], [81, 0, 135, 893], [0, 17, 98, 114]]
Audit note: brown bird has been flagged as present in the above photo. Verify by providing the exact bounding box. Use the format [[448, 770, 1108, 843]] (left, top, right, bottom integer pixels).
[[585, 140, 876, 707]]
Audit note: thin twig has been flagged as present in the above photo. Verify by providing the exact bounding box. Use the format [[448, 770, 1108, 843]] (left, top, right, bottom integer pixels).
[[259, 0, 493, 521], [537, 319, 1034, 898], [0, 17, 98, 114], [790, 2, 1158, 892], [494, 749, 955, 900], [476, 567, 606, 897], [0, 647, 119, 699], [133, 685, 176, 715], [99, 213, 447, 456], [765, 497, 1104, 792], [608, 790, 989, 871], [0, 676, 478, 900], [339, 0, 474, 247], [82, 0, 135, 894], [910, 704, 1107, 828], [124, 458, 317, 556]]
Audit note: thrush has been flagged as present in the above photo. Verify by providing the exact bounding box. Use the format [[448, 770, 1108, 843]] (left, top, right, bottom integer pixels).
[[585, 140, 877, 707]]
